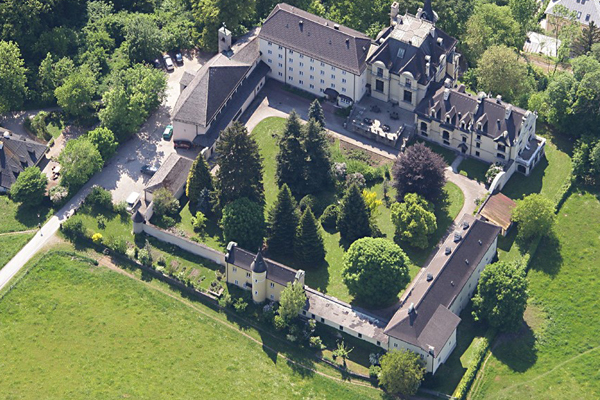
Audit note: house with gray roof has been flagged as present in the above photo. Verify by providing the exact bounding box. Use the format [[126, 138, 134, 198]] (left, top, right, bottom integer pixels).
[[545, 0, 600, 27], [144, 153, 193, 203], [171, 27, 270, 156], [0, 130, 48, 193]]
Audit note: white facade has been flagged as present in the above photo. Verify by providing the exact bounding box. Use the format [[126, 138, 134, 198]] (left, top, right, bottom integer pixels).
[[259, 38, 368, 102]]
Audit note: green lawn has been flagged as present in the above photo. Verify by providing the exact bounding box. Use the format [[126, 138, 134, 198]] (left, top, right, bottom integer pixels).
[[46, 121, 64, 139], [457, 158, 489, 183], [77, 204, 132, 241], [0, 232, 34, 270], [501, 140, 572, 203], [472, 191, 600, 400], [0, 196, 52, 234], [415, 139, 458, 165], [0, 251, 382, 399]]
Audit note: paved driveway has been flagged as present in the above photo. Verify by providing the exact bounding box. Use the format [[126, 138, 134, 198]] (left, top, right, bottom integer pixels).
[[0, 52, 210, 291]]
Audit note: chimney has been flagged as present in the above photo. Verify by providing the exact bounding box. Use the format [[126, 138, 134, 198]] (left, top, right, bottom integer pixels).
[[443, 88, 450, 100], [496, 94, 502, 103], [334, 24, 340, 30], [390, 2, 400, 24], [218, 25, 232, 54], [505, 104, 512, 120], [408, 302, 415, 313], [497, 119, 501, 129]]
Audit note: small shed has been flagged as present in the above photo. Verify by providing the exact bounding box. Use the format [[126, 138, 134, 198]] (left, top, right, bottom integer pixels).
[[144, 153, 193, 203], [478, 193, 517, 236]]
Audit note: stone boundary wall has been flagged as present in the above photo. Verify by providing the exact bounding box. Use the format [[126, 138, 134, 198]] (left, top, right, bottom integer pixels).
[[141, 222, 226, 266]]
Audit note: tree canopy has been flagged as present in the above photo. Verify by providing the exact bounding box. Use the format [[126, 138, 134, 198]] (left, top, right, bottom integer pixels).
[[392, 143, 447, 202], [391, 193, 437, 249], [379, 350, 425, 396], [511, 194, 556, 245], [267, 184, 299, 256], [337, 183, 372, 244], [276, 112, 306, 195], [472, 260, 529, 332], [342, 237, 410, 307], [10, 166, 47, 207], [57, 137, 103, 189], [0, 40, 27, 113], [87, 127, 118, 161], [221, 197, 265, 250], [186, 154, 214, 211], [55, 66, 98, 120], [294, 206, 326, 266], [215, 122, 264, 208], [278, 281, 306, 324]]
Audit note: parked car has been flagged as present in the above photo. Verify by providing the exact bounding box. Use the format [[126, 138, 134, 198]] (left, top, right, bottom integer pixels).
[[141, 165, 158, 176], [163, 54, 174, 71], [175, 52, 183, 65], [363, 117, 373, 125], [162, 124, 173, 140], [153, 58, 162, 69], [174, 139, 192, 149], [126, 191, 140, 212]]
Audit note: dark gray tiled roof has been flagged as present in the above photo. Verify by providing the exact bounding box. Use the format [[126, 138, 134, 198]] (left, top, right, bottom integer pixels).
[[415, 86, 529, 144], [172, 56, 251, 127], [384, 215, 501, 356], [259, 3, 371, 75], [193, 61, 271, 148], [226, 245, 298, 287], [368, 15, 456, 85], [145, 153, 193, 196], [180, 71, 195, 88], [546, 0, 600, 26], [0, 133, 48, 190]]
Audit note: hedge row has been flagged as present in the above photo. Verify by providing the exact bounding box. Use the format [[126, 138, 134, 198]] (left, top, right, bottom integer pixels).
[[453, 328, 497, 400]]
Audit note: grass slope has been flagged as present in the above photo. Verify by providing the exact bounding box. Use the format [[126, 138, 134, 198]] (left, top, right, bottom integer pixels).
[[0, 196, 52, 234], [0, 251, 381, 399], [0, 232, 34, 270], [473, 191, 600, 400]]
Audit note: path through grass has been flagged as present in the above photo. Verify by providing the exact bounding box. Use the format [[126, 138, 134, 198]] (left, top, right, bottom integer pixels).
[[0, 232, 34, 270], [0, 251, 382, 399]]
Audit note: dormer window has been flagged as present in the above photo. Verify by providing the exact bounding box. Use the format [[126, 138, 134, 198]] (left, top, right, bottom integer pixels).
[[446, 116, 451, 124], [460, 121, 466, 129], [430, 109, 436, 118], [498, 144, 506, 152]]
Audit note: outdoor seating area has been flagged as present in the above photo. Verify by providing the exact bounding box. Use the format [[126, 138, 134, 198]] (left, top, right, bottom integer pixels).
[[348, 96, 415, 148]]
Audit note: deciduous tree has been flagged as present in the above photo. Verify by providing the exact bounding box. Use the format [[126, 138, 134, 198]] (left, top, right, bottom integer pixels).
[[215, 122, 264, 208], [392, 143, 447, 202], [10, 167, 47, 207], [294, 206, 325, 266], [124, 13, 163, 63], [55, 66, 98, 120], [573, 21, 600, 56], [152, 187, 179, 216], [391, 193, 437, 249], [278, 281, 306, 324], [0, 41, 27, 113], [87, 127, 118, 161], [379, 350, 425, 396], [472, 260, 529, 332], [512, 194, 556, 245], [342, 237, 410, 307], [58, 137, 103, 189], [267, 184, 299, 256]]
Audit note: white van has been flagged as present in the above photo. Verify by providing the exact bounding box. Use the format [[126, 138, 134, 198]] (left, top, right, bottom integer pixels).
[[126, 192, 140, 212]]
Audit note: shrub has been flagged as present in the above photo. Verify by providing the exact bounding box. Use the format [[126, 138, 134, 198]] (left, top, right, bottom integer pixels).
[[10, 166, 48, 207], [233, 297, 248, 313], [114, 201, 129, 216], [320, 204, 339, 231], [138, 241, 153, 267], [28, 111, 51, 140], [97, 215, 107, 229], [309, 336, 323, 348], [333, 162, 347, 180], [485, 163, 503, 184], [369, 365, 382, 379], [92, 232, 103, 244], [157, 215, 176, 228], [191, 211, 207, 233], [218, 293, 233, 308], [453, 330, 496, 400], [108, 237, 127, 254], [157, 256, 166, 266], [221, 198, 265, 251], [50, 185, 69, 207], [61, 217, 87, 241], [152, 188, 179, 216], [286, 334, 297, 343], [273, 314, 287, 330], [87, 186, 113, 210], [346, 159, 381, 183]]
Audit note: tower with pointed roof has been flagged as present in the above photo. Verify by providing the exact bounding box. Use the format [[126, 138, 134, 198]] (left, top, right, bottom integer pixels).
[[420, 0, 437, 24], [251, 249, 268, 303]]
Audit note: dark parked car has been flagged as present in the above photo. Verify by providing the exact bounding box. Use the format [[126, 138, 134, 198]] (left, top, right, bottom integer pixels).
[[174, 140, 192, 149], [175, 52, 183, 65], [141, 165, 158, 176], [153, 58, 162, 69], [363, 117, 373, 125]]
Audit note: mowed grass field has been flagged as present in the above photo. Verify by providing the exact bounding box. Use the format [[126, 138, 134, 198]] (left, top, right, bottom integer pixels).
[[0, 251, 382, 399], [0, 232, 34, 269], [472, 191, 600, 400]]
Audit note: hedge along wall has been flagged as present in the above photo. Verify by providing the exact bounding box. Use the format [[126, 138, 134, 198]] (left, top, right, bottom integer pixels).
[[141, 222, 226, 266]]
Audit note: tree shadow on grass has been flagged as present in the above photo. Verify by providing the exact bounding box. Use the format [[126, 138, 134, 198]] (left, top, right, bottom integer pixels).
[[492, 321, 538, 373], [14, 202, 52, 229], [528, 232, 562, 277]]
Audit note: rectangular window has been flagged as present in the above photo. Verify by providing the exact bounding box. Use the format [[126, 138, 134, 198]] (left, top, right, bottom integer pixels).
[[312, 314, 315, 319], [246, 272, 250, 278], [331, 83, 335, 88], [375, 79, 384, 92], [299, 80, 304, 85], [278, 72, 283, 77], [444, 140, 450, 146], [320, 88, 324, 93], [321, 317, 325, 323], [442, 131, 450, 140], [234, 280, 239, 285], [299, 62, 304, 67], [403, 90, 412, 103], [497, 153, 506, 159], [270, 282, 275, 288], [342, 70, 346, 75], [405, 78, 412, 88], [462, 136, 467, 143], [310, 75, 314, 80], [476, 142, 481, 148], [289, 58, 293, 63], [288, 76, 293, 81], [331, 66, 335, 71], [342, 87, 347, 92], [270, 294, 274, 299], [320, 79, 325, 84], [310, 58, 314, 62], [339, 325, 344, 331], [310, 66, 315, 71], [377, 341, 381, 346], [331, 74, 335, 79], [299, 71, 303, 76], [309, 84, 314, 89], [278, 45, 282, 50], [320, 70, 325, 75], [232, 267, 237, 272], [320, 62, 325, 67], [289, 49, 294, 54], [267, 50, 272, 54], [278, 54, 282, 59], [302, 310, 306, 315], [475, 151, 480, 157], [476, 134, 481, 140], [267, 59, 272, 64], [394, 343, 398, 348], [268, 41, 272, 46], [299, 54, 304, 58], [377, 67, 383, 77], [342, 78, 347, 83], [498, 144, 506, 152], [358, 333, 362, 338], [288, 67, 293, 71]]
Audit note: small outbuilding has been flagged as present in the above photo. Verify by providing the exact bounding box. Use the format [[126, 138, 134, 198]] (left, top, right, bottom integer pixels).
[[478, 193, 517, 236], [143, 153, 193, 203]]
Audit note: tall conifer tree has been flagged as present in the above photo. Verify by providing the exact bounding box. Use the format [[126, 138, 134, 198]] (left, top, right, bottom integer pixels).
[[337, 184, 372, 243], [267, 184, 299, 256], [303, 118, 333, 194], [295, 206, 326, 265], [276, 111, 306, 194]]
